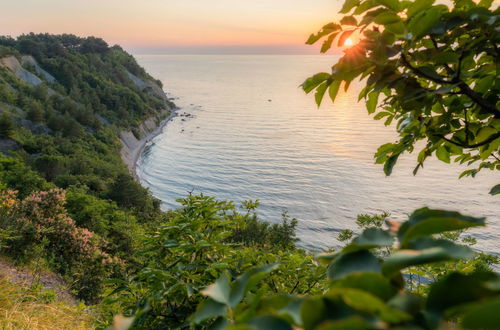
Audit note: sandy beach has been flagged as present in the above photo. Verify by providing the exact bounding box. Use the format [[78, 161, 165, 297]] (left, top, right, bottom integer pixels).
[[121, 108, 177, 180]]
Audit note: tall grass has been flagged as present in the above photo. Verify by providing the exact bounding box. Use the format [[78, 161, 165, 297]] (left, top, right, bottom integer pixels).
[[0, 278, 96, 329]]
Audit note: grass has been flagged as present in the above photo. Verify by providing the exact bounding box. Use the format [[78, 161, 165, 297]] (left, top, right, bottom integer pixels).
[[0, 278, 97, 329]]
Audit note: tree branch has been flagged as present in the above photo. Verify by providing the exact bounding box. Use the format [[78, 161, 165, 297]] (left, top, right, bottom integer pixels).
[[436, 131, 500, 148], [401, 52, 499, 115], [401, 52, 452, 84]]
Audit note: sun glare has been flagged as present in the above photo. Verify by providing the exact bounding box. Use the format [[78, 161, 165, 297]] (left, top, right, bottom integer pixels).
[[344, 38, 353, 46]]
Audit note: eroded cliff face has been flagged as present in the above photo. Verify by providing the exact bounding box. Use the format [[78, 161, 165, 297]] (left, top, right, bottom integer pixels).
[[125, 70, 167, 102], [0, 52, 175, 176], [0, 56, 44, 86], [118, 73, 175, 175]]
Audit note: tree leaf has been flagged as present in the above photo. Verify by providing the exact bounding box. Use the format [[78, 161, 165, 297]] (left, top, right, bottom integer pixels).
[[408, 5, 445, 38], [426, 272, 498, 324], [461, 297, 500, 329], [382, 238, 475, 276], [340, 15, 358, 26], [432, 51, 459, 64], [474, 127, 497, 144], [302, 73, 330, 93], [340, 0, 361, 14], [327, 287, 411, 323], [320, 32, 339, 53], [375, 0, 402, 12], [436, 146, 450, 163], [407, 0, 435, 18], [328, 250, 381, 280], [306, 23, 341, 44], [229, 263, 278, 308], [342, 228, 394, 253], [374, 11, 401, 25], [192, 298, 227, 323], [384, 153, 400, 176], [354, 0, 379, 15], [330, 273, 396, 300], [398, 208, 485, 245], [328, 80, 341, 103], [315, 81, 329, 107], [388, 292, 422, 316], [385, 21, 405, 34], [366, 91, 379, 114], [201, 273, 231, 305], [248, 316, 293, 330], [318, 317, 372, 329], [490, 184, 500, 195]]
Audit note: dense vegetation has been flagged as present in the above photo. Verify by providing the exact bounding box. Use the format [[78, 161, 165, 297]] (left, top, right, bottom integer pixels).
[[0, 0, 499, 328], [0, 34, 173, 301]]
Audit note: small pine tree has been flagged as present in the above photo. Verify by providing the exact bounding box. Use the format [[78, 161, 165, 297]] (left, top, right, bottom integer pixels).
[[27, 100, 44, 124], [0, 112, 15, 138]]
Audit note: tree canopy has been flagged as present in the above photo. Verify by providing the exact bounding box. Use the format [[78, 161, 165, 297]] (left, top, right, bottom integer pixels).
[[302, 0, 499, 194]]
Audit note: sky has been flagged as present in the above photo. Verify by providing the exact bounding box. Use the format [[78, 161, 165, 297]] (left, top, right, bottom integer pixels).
[[0, 0, 344, 54]]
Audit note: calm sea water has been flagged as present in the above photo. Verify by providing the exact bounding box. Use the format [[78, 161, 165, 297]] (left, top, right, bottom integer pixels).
[[135, 55, 499, 254]]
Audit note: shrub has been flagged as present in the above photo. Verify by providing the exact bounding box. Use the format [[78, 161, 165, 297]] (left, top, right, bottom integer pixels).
[[106, 195, 325, 329], [191, 208, 500, 329], [0, 112, 15, 138], [0, 189, 122, 302]]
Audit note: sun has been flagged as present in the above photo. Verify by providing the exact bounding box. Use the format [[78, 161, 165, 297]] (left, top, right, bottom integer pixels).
[[344, 38, 353, 46]]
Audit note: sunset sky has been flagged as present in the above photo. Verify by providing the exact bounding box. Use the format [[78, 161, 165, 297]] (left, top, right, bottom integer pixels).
[[0, 0, 344, 54]]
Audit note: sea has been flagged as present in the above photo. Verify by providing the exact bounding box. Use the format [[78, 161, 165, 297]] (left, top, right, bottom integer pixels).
[[135, 54, 499, 255]]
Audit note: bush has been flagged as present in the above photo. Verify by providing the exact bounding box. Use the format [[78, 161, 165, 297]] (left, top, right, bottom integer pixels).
[[0, 112, 15, 138], [105, 195, 325, 329], [0, 189, 122, 302], [191, 208, 500, 329]]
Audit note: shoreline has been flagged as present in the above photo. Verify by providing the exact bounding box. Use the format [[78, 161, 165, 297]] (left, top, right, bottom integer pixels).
[[121, 107, 178, 181]]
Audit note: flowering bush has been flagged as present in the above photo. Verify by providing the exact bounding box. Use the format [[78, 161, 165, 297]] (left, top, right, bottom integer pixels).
[[0, 189, 122, 302]]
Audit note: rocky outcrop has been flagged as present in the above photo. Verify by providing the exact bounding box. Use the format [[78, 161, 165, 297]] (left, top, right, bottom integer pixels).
[[126, 70, 167, 101], [0, 103, 52, 135], [0, 102, 24, 116], [119, 107, 175, 177], [20, 55, 57, 83], [0, 138, 20, 155], [0, 56, 42, 86]]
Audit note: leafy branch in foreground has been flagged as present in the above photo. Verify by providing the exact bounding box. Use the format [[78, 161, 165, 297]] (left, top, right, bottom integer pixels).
[[191, 207, 499, 329], [302, 0, 499, 189]]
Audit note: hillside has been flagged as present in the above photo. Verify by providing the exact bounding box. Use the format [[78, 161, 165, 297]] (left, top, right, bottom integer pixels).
[[0, 33, 175, 302]]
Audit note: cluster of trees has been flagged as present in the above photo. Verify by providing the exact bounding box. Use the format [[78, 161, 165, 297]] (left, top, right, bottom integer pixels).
[[0, 34, 168, 214], [303, 0, 499, 188], [0, 34, 169, 127], [0, 34, 173, 301]]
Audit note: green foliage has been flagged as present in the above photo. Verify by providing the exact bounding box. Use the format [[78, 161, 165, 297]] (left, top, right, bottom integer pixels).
[[0, 33, 172, 305], [0, 112, 15, 138], [228, 206, 299, 251], [105, 195, 326, 329], [302, 0, 500, 190], [0, 155, 52, 197], [65, 188, 143, 259], [26, 100, 45, 124], [190, 207, 499, 329], [0, 189, 122, 302]]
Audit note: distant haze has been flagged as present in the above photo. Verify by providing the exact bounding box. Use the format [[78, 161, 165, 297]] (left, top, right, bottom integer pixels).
[[0, 0, 343, 54]]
